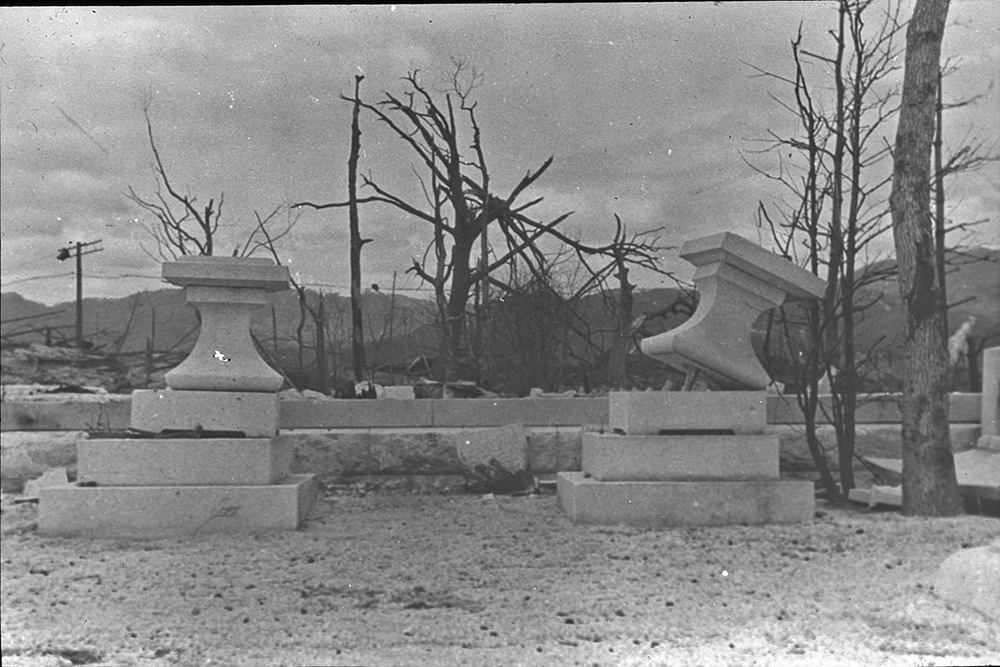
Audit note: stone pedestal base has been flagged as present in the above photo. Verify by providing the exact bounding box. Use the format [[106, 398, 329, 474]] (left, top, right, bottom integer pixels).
[[78, 437, 292, 486], [38, 474, 317, 538], [583, 432, 778, 481], [609, 391, 767, 435], [561, 390, 813, 528], [131, 390, 280, 437], [557, 472, 814, 527]]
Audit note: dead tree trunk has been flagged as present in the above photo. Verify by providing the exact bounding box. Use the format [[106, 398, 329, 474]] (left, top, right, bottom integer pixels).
[[348, 74, 371, 383], [314, 293, 329, 395], [889, 0, 962, 516]]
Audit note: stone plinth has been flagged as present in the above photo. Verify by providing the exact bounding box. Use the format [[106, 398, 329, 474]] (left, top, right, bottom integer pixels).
[[77, 438, 292, 487], [559, 390, 814, 528], [980, 346, 999, 450], [163, 257, 289, 392], [37, 256, 317, 539], [132, 390, 280, 437], [38, 475, 317, 538], [609, 391, 766, 434], [640, 233, 826, 390], [583, 432, 779, 481], [557, 473, 814, 527]]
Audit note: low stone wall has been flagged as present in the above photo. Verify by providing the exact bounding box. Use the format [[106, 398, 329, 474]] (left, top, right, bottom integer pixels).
[[0, 394, 984, 492], [1, 393, 983, 432]]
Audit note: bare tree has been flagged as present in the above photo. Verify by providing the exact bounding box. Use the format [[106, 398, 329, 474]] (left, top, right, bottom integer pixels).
[[889, 0, 962, 516], [127, 100, 222, 259], [481, 258, 580, 395], [251, 207, 339, 393], [744, 0, 903, 500], [565, 216, 685, 390], [128, 97, 296, 261], [346, 75, 371, 383], [296, 61, 632, 381]]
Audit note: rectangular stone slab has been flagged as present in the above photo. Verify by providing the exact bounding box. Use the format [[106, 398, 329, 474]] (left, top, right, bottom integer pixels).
[[77, 437, 292, 486], [609, 391, 767, 435], [38, 474, 317, 538], [582, 432, 779, 481], [131, 389, 280, 437], [557, 472, 814, 527], [162, 256, 290, 292], [680, 232, 827, 301]]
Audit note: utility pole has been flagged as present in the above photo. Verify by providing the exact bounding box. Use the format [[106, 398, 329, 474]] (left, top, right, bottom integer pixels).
[[56, 239, 103, 348]]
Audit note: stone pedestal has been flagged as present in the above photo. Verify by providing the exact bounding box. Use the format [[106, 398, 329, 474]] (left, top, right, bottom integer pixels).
[[979, 346, 999, 451], [38, 256, 317, 538], [560, 233, 822, 528], [162, 256, 290, 393], [558, 391, 814, 527], [640, 233, 826, 390]]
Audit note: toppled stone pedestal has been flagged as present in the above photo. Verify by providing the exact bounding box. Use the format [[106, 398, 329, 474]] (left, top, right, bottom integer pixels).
[[38, 256, 317, 538], [640, 232, 826, 390], [559, 233, 823, 528]]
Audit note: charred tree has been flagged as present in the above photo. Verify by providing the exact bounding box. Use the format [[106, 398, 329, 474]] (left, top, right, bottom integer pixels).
[[889, 0, 962, 516]]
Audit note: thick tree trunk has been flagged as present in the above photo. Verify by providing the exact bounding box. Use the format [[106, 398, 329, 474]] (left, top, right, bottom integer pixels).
[[445, 240, 475, 380], [889, 0, 962, 516]]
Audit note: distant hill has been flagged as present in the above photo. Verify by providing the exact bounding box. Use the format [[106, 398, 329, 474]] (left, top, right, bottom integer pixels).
[[0, 286, 438, 369], [856, 247, 1000, 353], [2, 247, 997, 388]]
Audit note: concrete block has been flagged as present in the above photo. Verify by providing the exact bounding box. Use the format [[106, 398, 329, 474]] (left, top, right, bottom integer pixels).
[[609, 391, 767, 435], [933, 539, 1000, 621], [557, 472, 814, 527], [770, 423, 981, 469], [280, 399, 434, 429], [77, 438, 292, 486], [276, 426, 582, 479], [38, 474, 317, 538], [368, 430, 463, 475], [278, 430, 374, 477], [132, 389, 280, 437], [982, 347, 999, 437], [979, 435, 1000, 452], [383, 386, 416, 400], [1, 399, 131, 432], [431, 398, 607, 427], [526, 427, 582, 475], [23, 467, 70, 496], [767, 393, 982, 424], [448, 424, 533, 494], [582, 432, 779, 481]]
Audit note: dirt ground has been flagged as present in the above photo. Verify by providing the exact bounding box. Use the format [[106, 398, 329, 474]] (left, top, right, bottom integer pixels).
[[1, 487, 998, 667]]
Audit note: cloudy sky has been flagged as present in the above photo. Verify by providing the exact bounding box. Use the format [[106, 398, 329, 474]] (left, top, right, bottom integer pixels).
[[2, 3, 997, 306]]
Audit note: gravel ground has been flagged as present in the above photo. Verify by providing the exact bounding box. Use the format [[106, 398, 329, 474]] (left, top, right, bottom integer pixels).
[[2, 488, 998, 667]]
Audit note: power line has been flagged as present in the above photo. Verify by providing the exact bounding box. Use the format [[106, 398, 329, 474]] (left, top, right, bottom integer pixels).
[[1, 271, 75, 286]]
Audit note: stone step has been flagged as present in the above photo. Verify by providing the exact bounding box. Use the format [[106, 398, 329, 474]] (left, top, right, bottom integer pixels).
[[582, 432, 779, 481], [77, 437, 292, 486], [609, 391, 767, 435], [557, 471, 814, 527], [38, 474, 317, 538], [131, 389, 280, 437]]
